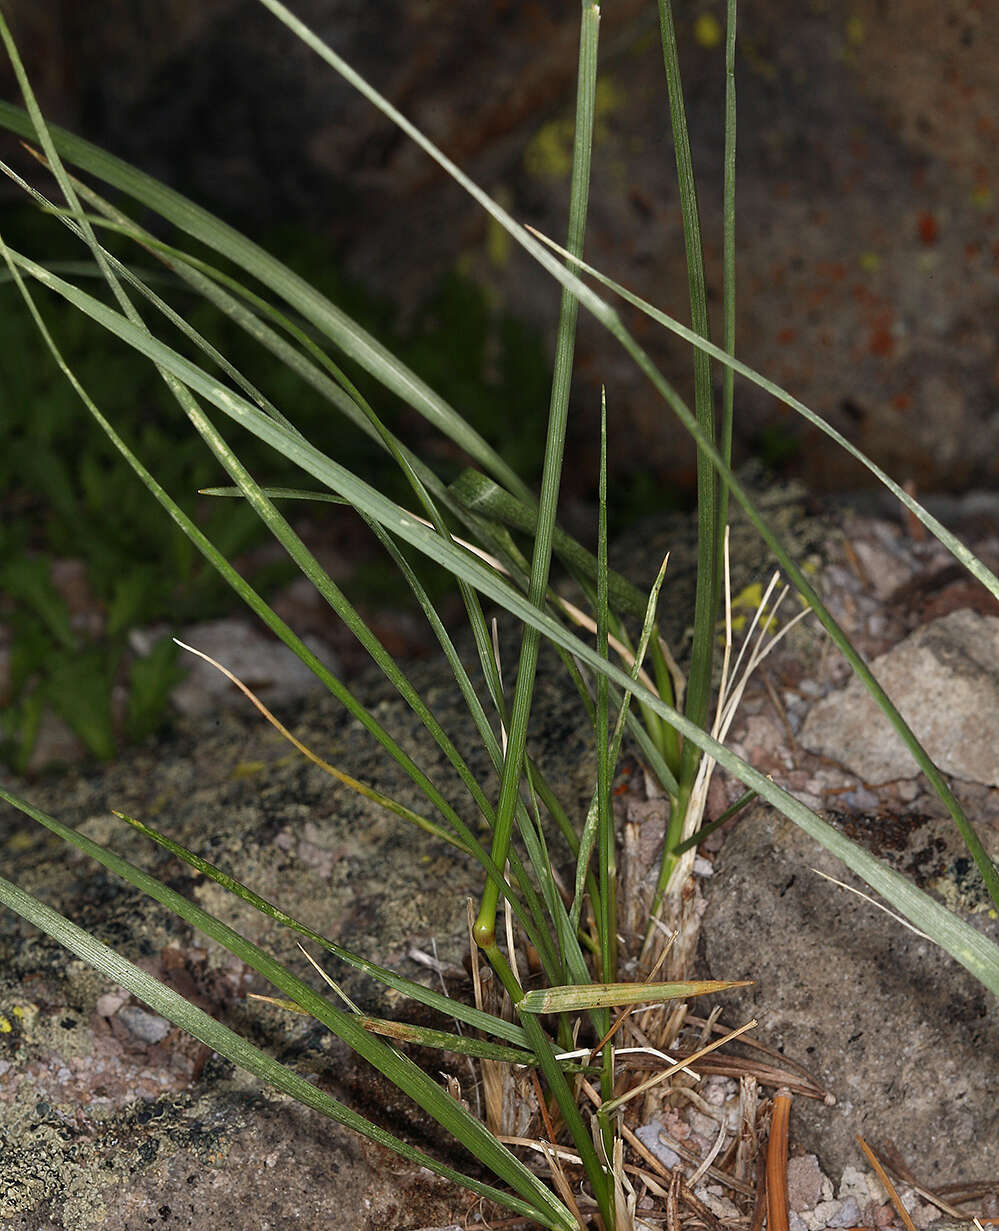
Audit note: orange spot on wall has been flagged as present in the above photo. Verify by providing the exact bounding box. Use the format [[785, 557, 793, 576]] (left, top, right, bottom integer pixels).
[[869, 326, 894, 357], [815, 261, 846, 283], [917, 212, 939, 245], [777, 327, 797, 345], [891, 393, 912, 411]]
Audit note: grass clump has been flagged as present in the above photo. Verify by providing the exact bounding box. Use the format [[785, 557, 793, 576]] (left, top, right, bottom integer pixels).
[[0, 1, 997, 1227]]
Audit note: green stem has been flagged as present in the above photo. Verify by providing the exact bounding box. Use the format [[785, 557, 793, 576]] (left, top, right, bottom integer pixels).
[[475, 0, 599, 945], [657, 0, 718, 783]]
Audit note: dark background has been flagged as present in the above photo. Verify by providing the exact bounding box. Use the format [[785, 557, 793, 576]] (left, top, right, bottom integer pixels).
[[0, 0, 997, 771], [3, 0, 997, 498]]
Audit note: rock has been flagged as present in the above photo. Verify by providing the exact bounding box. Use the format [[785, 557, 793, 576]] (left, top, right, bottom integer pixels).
[[165, 618, 339, 718], [117, 1006, 171, 1045], [4, 0, 999, 498], [0, 1082, 461, 1229], [699, 805, 999, 1183], [23, 710, 89, 775], [838, 1163, 888, 1205], [787, 1154, 825, 1211], [634, 1117, 681, 1170], [799, 610, 999, 785], [0, 641, 595, 1229], [833, 1196, 861, 1226]]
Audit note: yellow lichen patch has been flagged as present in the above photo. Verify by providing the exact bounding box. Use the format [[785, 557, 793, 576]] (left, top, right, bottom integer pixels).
[[845, 14, 865, 46], [523, 118, 574, 180], [523, 76, 625, 181], [693, 13, 723, 50], [9, 1003, 37, 1032], [594, 76, 624, 121], [726, 582, 778, 635], [858, 251, 881, 273], [230, 760, 267, 780], [0, 1015, 12, 1033]]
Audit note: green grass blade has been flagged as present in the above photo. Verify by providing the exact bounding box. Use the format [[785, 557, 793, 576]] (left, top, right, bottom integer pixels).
[[109, 805, 535, 1049], [622, 706, 679, 798], [202, 485, 348, 503], [449, 468, 651, 620], [466, 3, 612, 1213], [0, 246, 545, 938], [247, 1000, 539, 1068], [571, 556, 672, 933], [595, 389, 614, 1161], [657, 0, 718, 761], [0, 872, 569, 1228], [347, 1017, 540, 1067], [596, 391, 614, 986], [0, 785, 575, 1228], [719, 0, 738, 540], [475, 0, 600, 946], [0, 118, 529, 503], [14, 235, 997, 959]]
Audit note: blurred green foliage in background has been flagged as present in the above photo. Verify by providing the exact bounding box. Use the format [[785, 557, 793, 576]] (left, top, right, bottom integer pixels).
[[0, 206, 551, 772]]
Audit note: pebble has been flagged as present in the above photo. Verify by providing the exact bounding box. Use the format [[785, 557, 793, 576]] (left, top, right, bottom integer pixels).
[[633, 1117, 681, 1169], [117, 1006, 171, 1045]]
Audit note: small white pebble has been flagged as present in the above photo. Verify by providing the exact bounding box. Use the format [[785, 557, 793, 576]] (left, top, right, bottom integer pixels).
[[832, 1196, 861, 1226], [634, 1118, 680, 1169], [118, 1006, 170, 1044], [95, 992, 128, 1018]]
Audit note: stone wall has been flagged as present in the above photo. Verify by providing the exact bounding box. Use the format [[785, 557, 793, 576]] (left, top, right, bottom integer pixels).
[[2, 0, 996, 497]]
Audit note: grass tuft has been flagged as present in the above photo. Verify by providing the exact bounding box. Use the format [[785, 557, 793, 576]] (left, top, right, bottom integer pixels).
[[0, 1, 997, 1226]]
